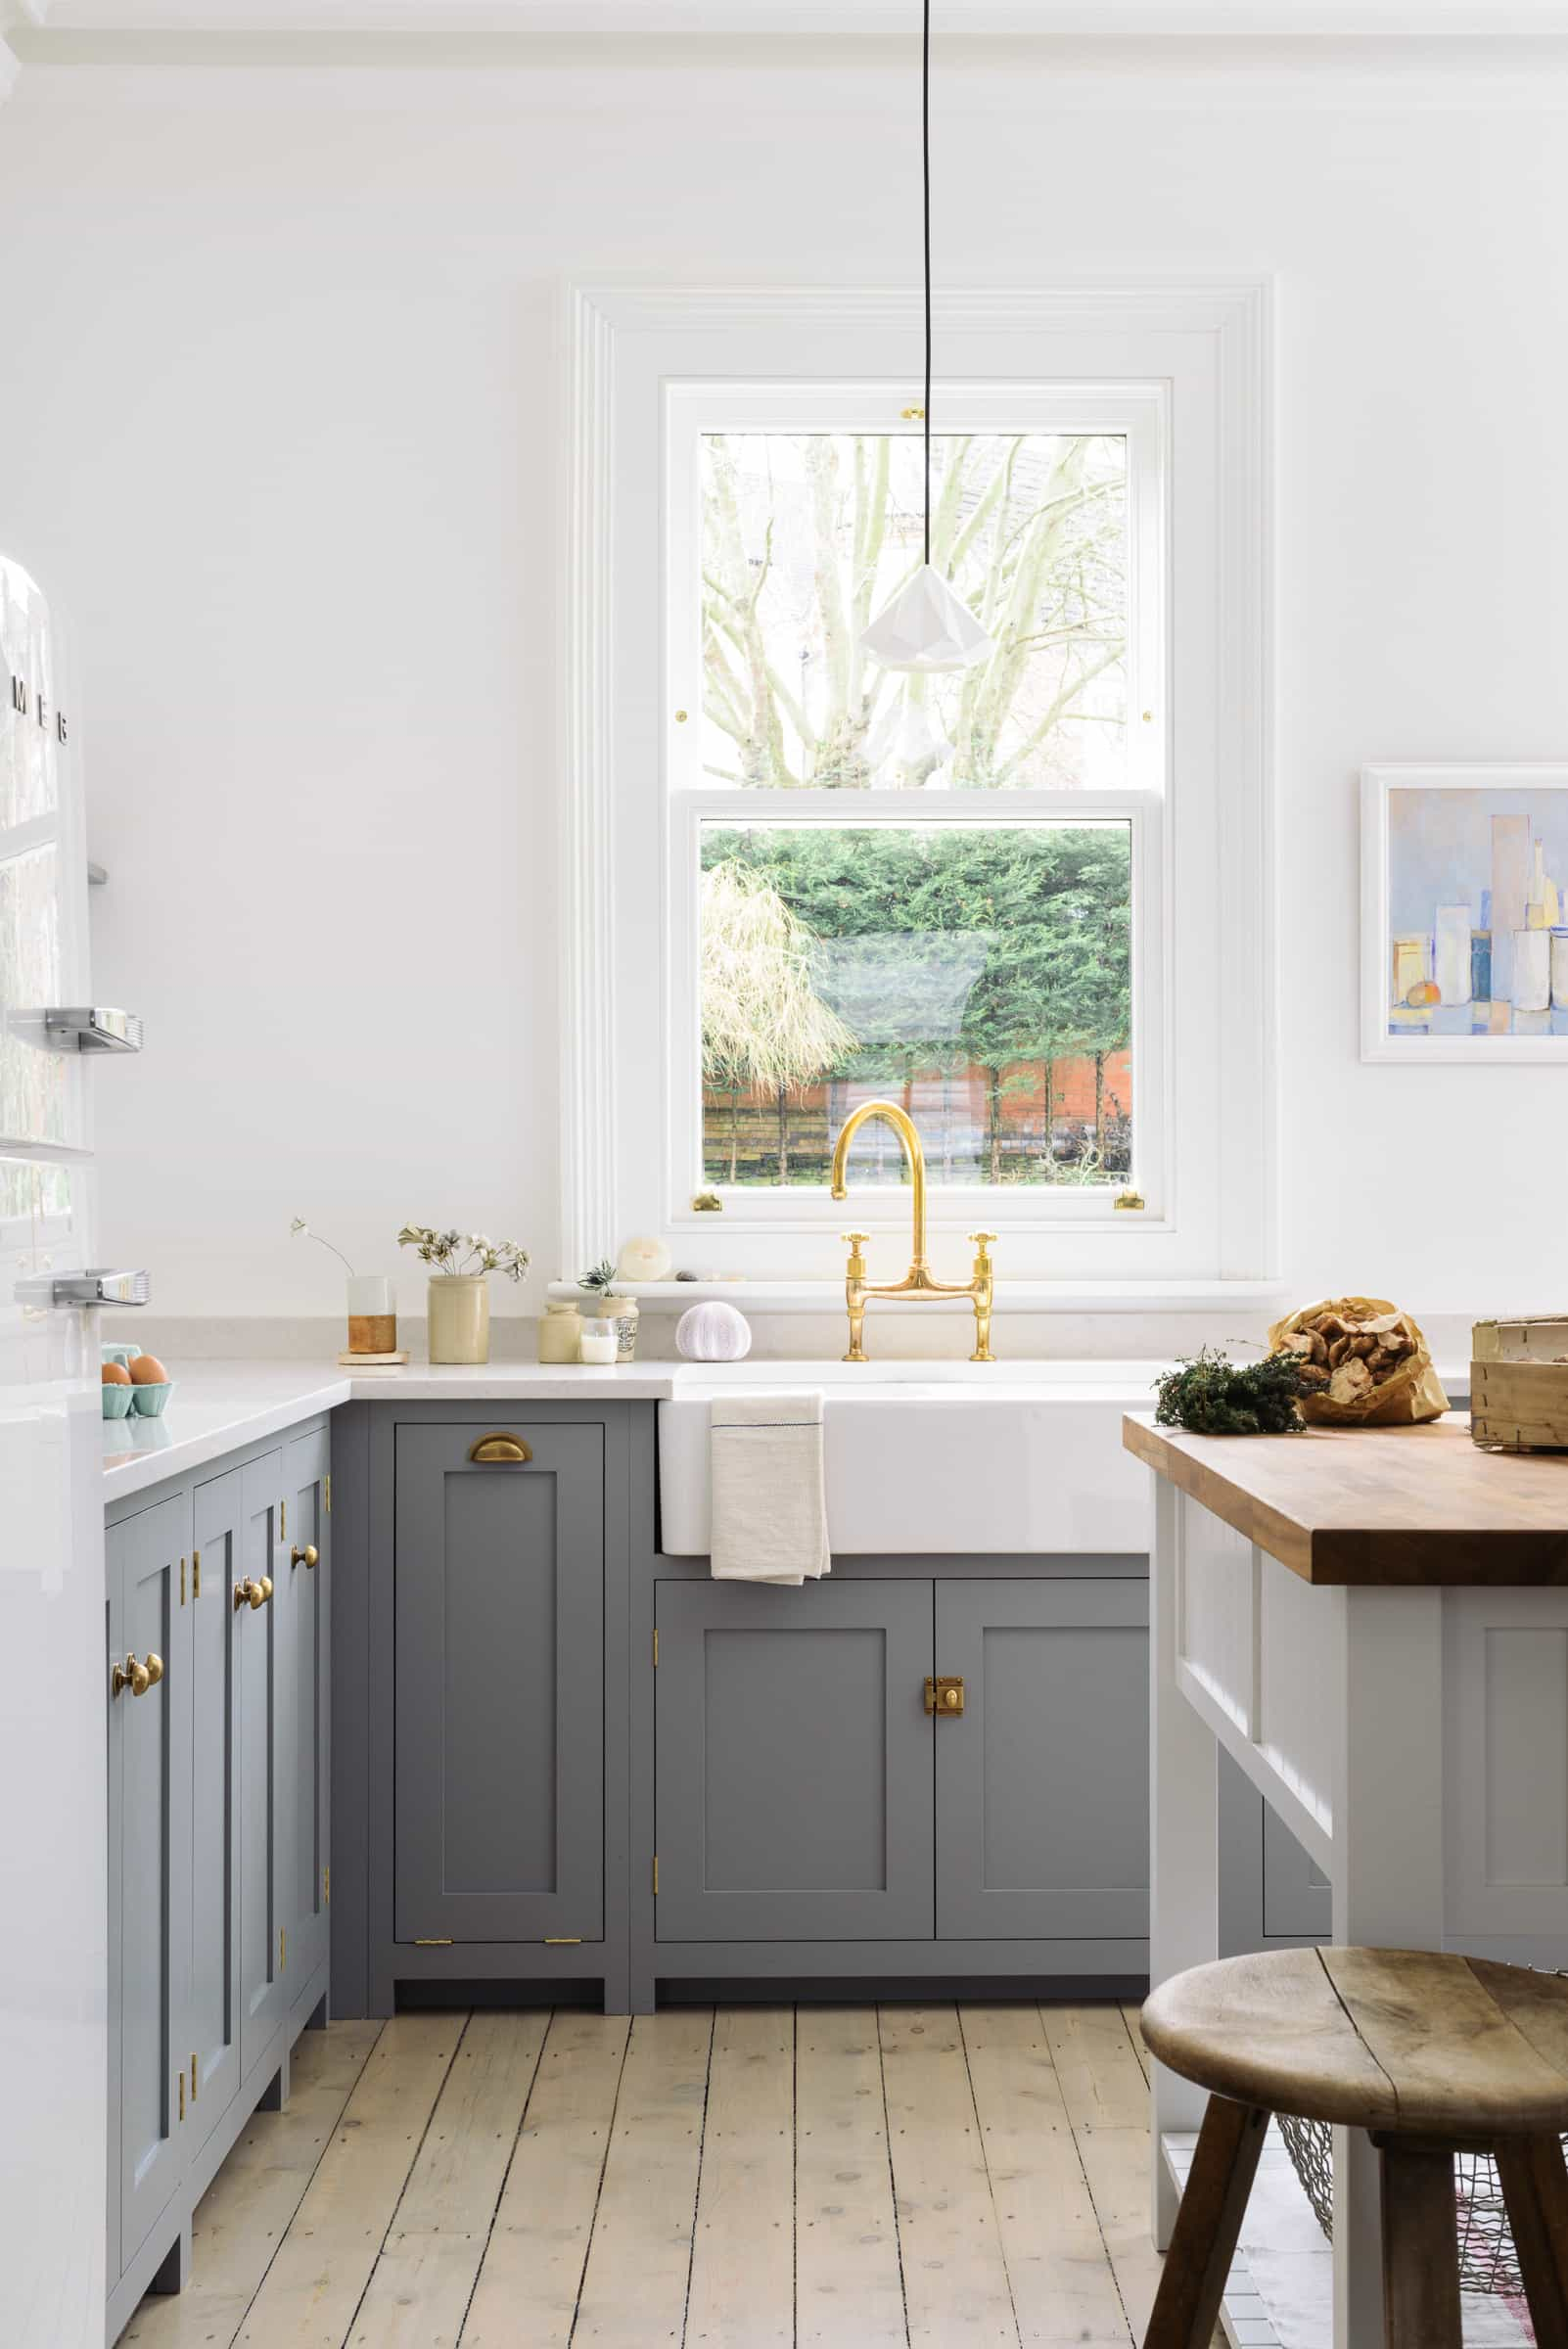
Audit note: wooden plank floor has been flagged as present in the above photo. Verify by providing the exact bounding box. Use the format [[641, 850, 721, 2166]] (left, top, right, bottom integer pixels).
[[127, 2002, 1197, 2349]]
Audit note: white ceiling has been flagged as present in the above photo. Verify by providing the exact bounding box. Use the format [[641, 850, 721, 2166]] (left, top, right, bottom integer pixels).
[[20, 0, 1568, 33]]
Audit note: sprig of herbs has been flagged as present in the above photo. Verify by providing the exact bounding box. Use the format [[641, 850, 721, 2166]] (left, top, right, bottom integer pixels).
[[1153, 1348, 1306, 1437], [577, 1259, 617, 1296]]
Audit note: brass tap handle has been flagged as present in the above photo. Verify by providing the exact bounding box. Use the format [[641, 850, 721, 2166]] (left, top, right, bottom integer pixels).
[[968, 1230, 997, 1256], [841, 1230, 871, 1250], [292, 1543, 318, 1570], [841, 1230, 871, 1276]]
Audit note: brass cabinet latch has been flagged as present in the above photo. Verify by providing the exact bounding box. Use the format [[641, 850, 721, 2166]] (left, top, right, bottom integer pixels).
[[924, 1677, 965, 1716]]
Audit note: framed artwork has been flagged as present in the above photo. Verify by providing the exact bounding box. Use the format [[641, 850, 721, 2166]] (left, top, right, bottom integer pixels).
[[1361, 763, 1568, 1061]]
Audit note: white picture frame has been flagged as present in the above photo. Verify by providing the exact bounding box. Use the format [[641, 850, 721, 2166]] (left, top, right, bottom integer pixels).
[[1361, 761, 1568, 1062]]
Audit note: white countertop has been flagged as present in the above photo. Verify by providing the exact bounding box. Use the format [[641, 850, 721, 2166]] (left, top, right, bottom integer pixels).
[[101, 1353, 1475, 1508], [100, 1359, 679, 1501]]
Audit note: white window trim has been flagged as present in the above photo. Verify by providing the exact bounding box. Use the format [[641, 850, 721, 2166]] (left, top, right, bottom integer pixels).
[[559, 281, 1276, 1293]]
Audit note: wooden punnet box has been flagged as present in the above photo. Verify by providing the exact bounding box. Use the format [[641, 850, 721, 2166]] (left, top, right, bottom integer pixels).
[[1472, 1316, 1568, 1451]]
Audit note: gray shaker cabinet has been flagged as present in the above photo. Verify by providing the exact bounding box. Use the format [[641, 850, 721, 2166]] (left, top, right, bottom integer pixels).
[[189, 1467, 243, 2148], [393, 1422, 605, 1945], [652, 1571, 1148, 1954], [654, 1578, 937, 1943], [283, 1426, 331, 1995], [107, 1416, 334, 2345], [107, 1491, 191, 2279], [934, 1578, 1148, 1941], [237, 1453, 286, 2073]]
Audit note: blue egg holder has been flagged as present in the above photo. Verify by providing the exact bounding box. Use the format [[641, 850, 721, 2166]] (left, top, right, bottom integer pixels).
[[102, 1344, 175, 1418]]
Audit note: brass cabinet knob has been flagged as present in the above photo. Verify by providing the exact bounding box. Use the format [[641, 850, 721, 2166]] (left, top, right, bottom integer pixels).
[[944, 1685, 960, 1708], [233, 1578, 268, 1611], [292, 1543, 318, 1570], [113, 1651, 156, 1697], [142, 1651, 163, 1689], [111, 1657, 129, 1698], [257, 1576, 273, 1603]]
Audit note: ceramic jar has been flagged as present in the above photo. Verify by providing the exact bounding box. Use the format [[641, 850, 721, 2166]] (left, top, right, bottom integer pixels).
[[536, 1301, 583, 1363], [606, 1294, 640, 1362], [428, 1273, 489, 1365]]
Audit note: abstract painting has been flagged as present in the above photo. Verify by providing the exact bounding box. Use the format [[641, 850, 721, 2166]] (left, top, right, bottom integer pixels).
[[1361, 764, 1568, 1061]]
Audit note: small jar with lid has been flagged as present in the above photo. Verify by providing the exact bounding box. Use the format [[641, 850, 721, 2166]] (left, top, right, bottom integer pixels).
[[536, 1301, 583, 1363], [606, 1294, 640, 1363]]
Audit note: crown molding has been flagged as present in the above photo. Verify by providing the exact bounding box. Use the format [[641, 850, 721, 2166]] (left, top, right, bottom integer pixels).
[[26, 2, 1568, 30], [8, 29, 1568, 111]]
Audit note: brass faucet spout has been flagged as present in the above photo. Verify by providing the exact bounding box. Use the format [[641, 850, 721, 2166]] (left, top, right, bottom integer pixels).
[[829, 1100, 928, 1268], [828, 1099, 994, 1362]]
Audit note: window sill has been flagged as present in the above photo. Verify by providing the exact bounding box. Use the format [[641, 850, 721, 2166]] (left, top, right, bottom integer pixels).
[[546, 1278, 1289, 1316]]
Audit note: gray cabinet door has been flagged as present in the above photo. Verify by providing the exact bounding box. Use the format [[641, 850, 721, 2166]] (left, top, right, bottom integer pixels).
[[189, 1467, 242, 2149], [238, 1452, 286, 2072], [935, 1579, 1148, 1941], [394, 1423, 605, 1943], [655, 1579, 935, 1943], [112, 1493, 192, 2274], [283, 1426, 330, 1991]]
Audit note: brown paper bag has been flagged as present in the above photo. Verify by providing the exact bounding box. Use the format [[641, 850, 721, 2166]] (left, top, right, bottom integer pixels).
[[1267, 1296, 1449, 1428]]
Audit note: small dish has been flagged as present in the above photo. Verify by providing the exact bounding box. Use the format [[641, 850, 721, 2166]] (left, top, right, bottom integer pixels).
[[101, 1383, 135, 1420], [130, 1380, 174, 1417]]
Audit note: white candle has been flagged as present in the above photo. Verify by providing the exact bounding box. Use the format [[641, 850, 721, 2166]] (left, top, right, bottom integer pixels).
[[578, 1318, 618, 1365]]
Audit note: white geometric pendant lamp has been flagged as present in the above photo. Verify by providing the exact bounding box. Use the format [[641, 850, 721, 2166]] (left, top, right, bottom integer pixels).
[[861, 563, 992, 673], [861, 0, 992, 677]]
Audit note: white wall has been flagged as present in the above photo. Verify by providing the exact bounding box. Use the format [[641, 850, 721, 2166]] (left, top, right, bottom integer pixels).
[[1, 46, 1564, 1329]]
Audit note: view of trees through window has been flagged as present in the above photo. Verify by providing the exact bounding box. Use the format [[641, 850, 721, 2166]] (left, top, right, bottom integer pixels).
[[699, 824, 1132, 1189], [700, 431, 1129, 793]]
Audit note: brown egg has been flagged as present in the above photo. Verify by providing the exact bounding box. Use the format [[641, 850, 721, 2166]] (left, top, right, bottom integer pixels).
[[102, 1360, 131, 1385], [127, 1354, 168, 1385]]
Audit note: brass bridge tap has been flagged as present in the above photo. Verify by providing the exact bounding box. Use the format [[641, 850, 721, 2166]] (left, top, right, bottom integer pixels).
[[828, 1099, 996, 1363]]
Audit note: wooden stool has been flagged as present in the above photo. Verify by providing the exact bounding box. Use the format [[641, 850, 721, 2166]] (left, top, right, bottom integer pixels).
[[1140, 1946, 1568, 2349]]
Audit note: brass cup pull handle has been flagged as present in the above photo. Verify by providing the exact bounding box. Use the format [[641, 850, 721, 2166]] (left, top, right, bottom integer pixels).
[[468, 1434, 532, 1464], [292, 1544, 318, 1570]]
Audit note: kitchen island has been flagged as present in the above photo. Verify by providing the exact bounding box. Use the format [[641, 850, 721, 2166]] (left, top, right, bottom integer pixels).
[[1126, 1410, 1568, 2348]]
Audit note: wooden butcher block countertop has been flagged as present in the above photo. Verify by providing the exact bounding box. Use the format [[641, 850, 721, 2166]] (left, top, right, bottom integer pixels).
[[1123, 1411, 1568, 1585]]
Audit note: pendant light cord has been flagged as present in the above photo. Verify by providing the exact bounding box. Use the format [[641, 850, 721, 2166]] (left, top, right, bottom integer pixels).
[[922, 0, 932, 569]]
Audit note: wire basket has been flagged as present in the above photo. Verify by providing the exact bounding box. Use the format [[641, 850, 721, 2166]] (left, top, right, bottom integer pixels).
[[1277, 2111, 1554, 2299]]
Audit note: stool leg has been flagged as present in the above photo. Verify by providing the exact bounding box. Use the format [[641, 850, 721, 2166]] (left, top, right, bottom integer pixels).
[[1141, 2096, 1268, 2349], [1496, 2133, 1568, 2341], [1378, 2142, 1462, 2349]]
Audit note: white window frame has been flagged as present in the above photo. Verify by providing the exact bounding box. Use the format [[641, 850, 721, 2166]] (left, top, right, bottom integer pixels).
[[560, 284, 1275, 1295]]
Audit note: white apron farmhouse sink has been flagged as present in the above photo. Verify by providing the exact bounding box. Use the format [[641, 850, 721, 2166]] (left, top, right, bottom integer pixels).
[[658, 1359, 1163, 1556]]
